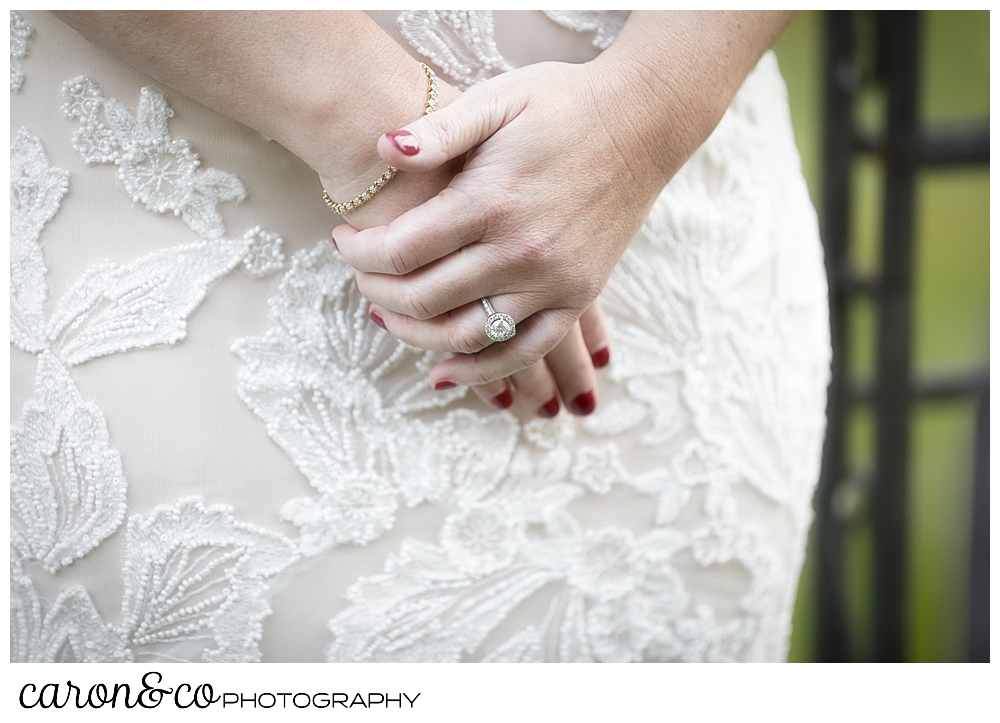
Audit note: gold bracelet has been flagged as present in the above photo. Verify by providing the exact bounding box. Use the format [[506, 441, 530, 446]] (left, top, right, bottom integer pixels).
[[323, 62, 439, 215]]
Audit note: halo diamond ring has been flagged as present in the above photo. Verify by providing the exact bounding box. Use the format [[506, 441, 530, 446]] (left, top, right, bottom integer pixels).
[[481, 297, 516, 343]]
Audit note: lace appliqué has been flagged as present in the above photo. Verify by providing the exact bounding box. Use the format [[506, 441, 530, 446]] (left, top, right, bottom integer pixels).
[[12, 85, 289, 659], [11, 352, 127, 573], [11, 128, 68, 353], [542, 11, 630, 50], [11, 555, 128, 663], [47, 236, 252, 365], [61, 77, 245, 239], [397, 11, 514, 90], [242, 225, 285, 278], [12, 497, 297, 662], [10, 11, 32, 92], [326, 525, 698, 663], [235, 242, 492, 556]]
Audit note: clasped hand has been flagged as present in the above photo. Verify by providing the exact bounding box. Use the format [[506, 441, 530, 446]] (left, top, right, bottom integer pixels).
[[334, 60, 668, 416]]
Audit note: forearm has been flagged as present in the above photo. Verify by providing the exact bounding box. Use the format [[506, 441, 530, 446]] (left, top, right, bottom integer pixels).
[[53, 11, 461, 224], [592, 11, 791, 186]]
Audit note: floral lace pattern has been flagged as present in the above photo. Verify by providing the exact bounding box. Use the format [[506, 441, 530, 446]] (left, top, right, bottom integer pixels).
[[10, 11, 32, 92], [396, 10, 628, 89], [397, 11, 514, 90], [12, 497, 297, 662], [62, 77, 246, 239], [11, 351, 127, 573], [542, 11, 630, 50], [11, 62, 289, 660], [10, 128, 67, 352]]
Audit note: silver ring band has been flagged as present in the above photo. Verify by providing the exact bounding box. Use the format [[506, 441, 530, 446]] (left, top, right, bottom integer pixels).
[[481, 297, 516, 342]]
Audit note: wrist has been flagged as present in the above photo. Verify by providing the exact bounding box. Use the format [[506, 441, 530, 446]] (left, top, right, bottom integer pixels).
[[312, 70, 462, 229]]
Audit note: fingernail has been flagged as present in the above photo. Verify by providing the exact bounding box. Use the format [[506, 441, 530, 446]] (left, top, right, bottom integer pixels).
[[571, 390, 596, 416], [386, 130, 420, 156], [491, 389, 514, 409], [538, 396, 560, 418], [434, 380, 456, 390], [369, 309, 386, 330], [331, 237, 338, 251], [591, 346, 610, 369]]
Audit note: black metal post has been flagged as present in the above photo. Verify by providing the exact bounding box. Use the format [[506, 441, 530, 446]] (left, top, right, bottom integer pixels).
[[871, 10, 919, 662], [818, 8, 988, 664], [968, 384, 989, 662], [816, 10, 855, 663]]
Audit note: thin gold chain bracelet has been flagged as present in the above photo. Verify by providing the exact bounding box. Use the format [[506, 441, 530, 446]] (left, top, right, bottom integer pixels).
[[322, 63, 439, 215]]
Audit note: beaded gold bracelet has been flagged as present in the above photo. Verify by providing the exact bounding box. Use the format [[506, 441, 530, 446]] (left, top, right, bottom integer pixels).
[[322, 63, 439, 215]]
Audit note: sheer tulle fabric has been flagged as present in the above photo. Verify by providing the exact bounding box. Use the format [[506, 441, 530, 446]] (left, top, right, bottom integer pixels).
[[10, 10, 829, 662]]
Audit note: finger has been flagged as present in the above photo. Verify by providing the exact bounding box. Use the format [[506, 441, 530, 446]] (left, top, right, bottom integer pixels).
[[469, 378, 514, 411], [377, 82, 520, 172], [355, 246, 521, 321], [369, 291, 536, 356], [578, 299, 611, 369], [544, 323, 598, 416], [509, 361, 561, 419], [428, 308, 577, 387], [332, 185, 487, 275]]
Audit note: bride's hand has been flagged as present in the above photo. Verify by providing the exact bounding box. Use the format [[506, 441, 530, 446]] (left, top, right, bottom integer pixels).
[[332, 59, 666, 388], [331, 12, 790, 388], [323, 81, 612, 418]]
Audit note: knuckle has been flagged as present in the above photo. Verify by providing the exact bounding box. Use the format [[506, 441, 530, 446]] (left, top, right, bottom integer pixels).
[[378, 240, 414, 276], [447, 324, 486, 355], [484, 186, 518, 226], [517, 230, 556, 267], [508, 345, 541, 374], [402, 285, 435, 320]]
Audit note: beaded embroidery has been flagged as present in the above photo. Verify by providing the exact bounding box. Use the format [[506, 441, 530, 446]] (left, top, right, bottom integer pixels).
[[62, 77, 246, 239], [10, 11, 32, 92]]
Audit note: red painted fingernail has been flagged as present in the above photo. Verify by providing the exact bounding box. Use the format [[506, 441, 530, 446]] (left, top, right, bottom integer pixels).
[[571, 390, 596, 416], [538, 396, 560, 418], [591, 347, 610, 369], [491, 389, 514, 409], [331, 238, 338, 251], [369, 309, 386, 330], [434, 380, 456, 390], [386, 130, 420, 156]]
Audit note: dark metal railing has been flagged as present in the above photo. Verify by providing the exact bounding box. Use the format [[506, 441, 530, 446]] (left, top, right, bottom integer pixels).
[[816, 10, 989, 662]]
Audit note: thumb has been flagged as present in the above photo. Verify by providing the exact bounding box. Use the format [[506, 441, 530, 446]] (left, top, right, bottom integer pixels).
[[377, 84, 508, 171]]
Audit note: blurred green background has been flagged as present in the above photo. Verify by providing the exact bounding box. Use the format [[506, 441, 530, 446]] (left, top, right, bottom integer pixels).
[[772, 10, 989, 662]]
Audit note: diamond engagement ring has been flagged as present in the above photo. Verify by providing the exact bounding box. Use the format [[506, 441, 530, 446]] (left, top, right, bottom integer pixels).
[[481, 298, 516, 343]]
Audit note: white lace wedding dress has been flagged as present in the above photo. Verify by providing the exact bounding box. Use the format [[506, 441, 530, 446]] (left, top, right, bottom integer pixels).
[[11, 10, 830, 663]]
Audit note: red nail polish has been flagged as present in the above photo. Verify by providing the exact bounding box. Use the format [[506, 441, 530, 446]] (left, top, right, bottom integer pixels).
[[591, 347, 610, 369], [331, 237, 338, 251], [492, 389, 514, 409], [369, 309, 386, 330], [538, 396, 560, 418], [571, 390, 596, 416], [434, 380, 456, 390], [386, 130, 420, 156]]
